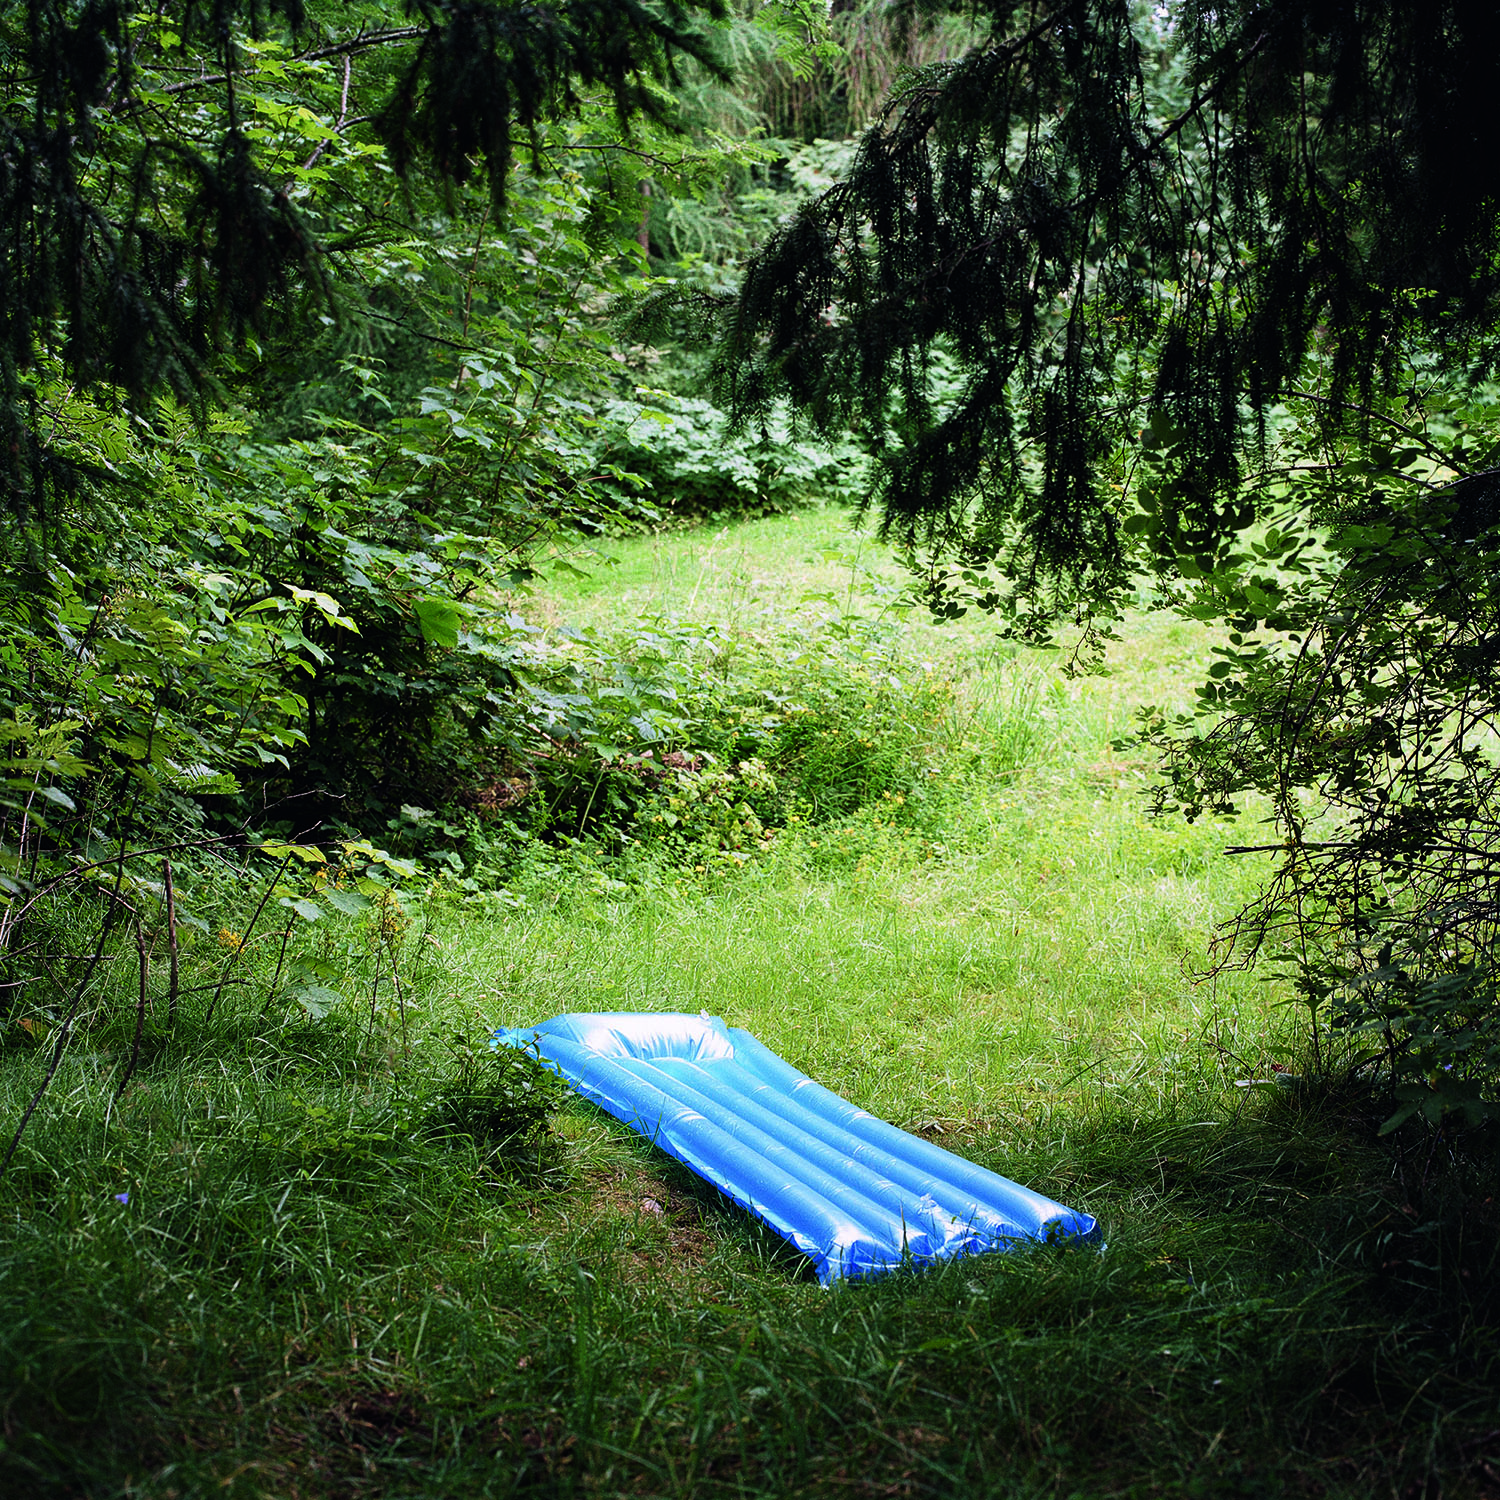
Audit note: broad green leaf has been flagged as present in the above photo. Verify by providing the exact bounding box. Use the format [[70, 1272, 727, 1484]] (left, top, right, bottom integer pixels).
[[414, 597, 461, 649], [323, 887, 373, 916], [261, 840, 327, 864], [289, 984, 341, 1020]]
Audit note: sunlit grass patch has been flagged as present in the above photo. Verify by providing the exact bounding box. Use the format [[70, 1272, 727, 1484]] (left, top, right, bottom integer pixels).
[[2, 513, 1496, 1497]]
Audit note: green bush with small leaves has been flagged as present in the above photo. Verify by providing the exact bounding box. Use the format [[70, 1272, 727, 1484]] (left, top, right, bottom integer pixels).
[[642, 754, 778, 858], [588, 390, 871, 523], [428, 1039, 568, 1155]]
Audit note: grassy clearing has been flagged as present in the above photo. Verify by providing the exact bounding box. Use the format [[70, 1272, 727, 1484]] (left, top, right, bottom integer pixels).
[[3, 511, 1498, 1498]]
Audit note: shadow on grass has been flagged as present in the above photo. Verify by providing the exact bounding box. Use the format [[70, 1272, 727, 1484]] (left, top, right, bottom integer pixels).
[[3, 1025, 1499, 1498]]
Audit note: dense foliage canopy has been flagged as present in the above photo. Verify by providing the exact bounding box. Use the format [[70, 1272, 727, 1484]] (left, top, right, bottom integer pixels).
[[0, 0, 755, 847], [717, 0, 1500, 628], [7, 0, 1500, 1135], [711, 0, 1500, 1121], [3, 0, 724, 489]]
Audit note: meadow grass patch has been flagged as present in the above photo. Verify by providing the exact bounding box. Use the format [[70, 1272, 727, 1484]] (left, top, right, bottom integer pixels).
[[1, 515, 1496, 1497]]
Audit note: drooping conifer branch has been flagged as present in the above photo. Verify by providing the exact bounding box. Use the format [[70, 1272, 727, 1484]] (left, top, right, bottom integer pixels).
[[714, 0, 1500, 635], [0, 0, 729, 513]]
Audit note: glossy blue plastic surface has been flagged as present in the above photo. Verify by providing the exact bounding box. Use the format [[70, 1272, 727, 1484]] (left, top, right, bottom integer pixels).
[[492, 1011, 1099, 1283]]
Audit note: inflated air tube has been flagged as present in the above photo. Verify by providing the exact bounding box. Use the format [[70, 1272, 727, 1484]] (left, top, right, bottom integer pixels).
[[492, 1011, 1099, 1283]]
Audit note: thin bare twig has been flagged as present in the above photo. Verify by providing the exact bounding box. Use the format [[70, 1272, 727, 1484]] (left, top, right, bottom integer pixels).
[[163, 857, 179, 1030], [261, 915, 296, 1020], [205, 855, 292, 1025], [0, 865, 136, 1188], [295, 53, 354, 183], [114, 924, 150, 1102]]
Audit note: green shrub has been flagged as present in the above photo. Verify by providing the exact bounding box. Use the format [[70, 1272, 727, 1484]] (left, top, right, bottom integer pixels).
[[428, 1038, 568, 1154], [504, 604, 1025, 874], [588, 389, 870, 522], [639, 753, 778, 859], [764, 669, 951, 822]]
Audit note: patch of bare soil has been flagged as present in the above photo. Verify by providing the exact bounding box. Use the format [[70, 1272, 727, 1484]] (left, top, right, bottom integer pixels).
[[583, 1163, 719, 1283]]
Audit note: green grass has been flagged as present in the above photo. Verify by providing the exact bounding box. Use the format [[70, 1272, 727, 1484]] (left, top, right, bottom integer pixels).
[[3, 511, 1498, 1498]]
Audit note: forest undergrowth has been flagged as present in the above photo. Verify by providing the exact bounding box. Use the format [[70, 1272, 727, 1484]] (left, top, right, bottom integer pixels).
[[2, 513, 1498, 1499]]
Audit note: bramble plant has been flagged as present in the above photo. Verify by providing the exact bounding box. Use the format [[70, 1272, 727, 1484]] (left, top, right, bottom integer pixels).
[[642, 753, 778, 860]]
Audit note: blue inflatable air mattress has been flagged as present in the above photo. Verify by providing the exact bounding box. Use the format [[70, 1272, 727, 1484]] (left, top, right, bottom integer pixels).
[[491, 1011, 1098, 1283]]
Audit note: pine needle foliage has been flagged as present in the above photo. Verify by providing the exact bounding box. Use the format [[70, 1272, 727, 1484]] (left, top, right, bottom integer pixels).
[[756, 0, 984, 142], [0, 0, 727, 514], [709, 0, 1500, 635], [377, 0, 730, 199]]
